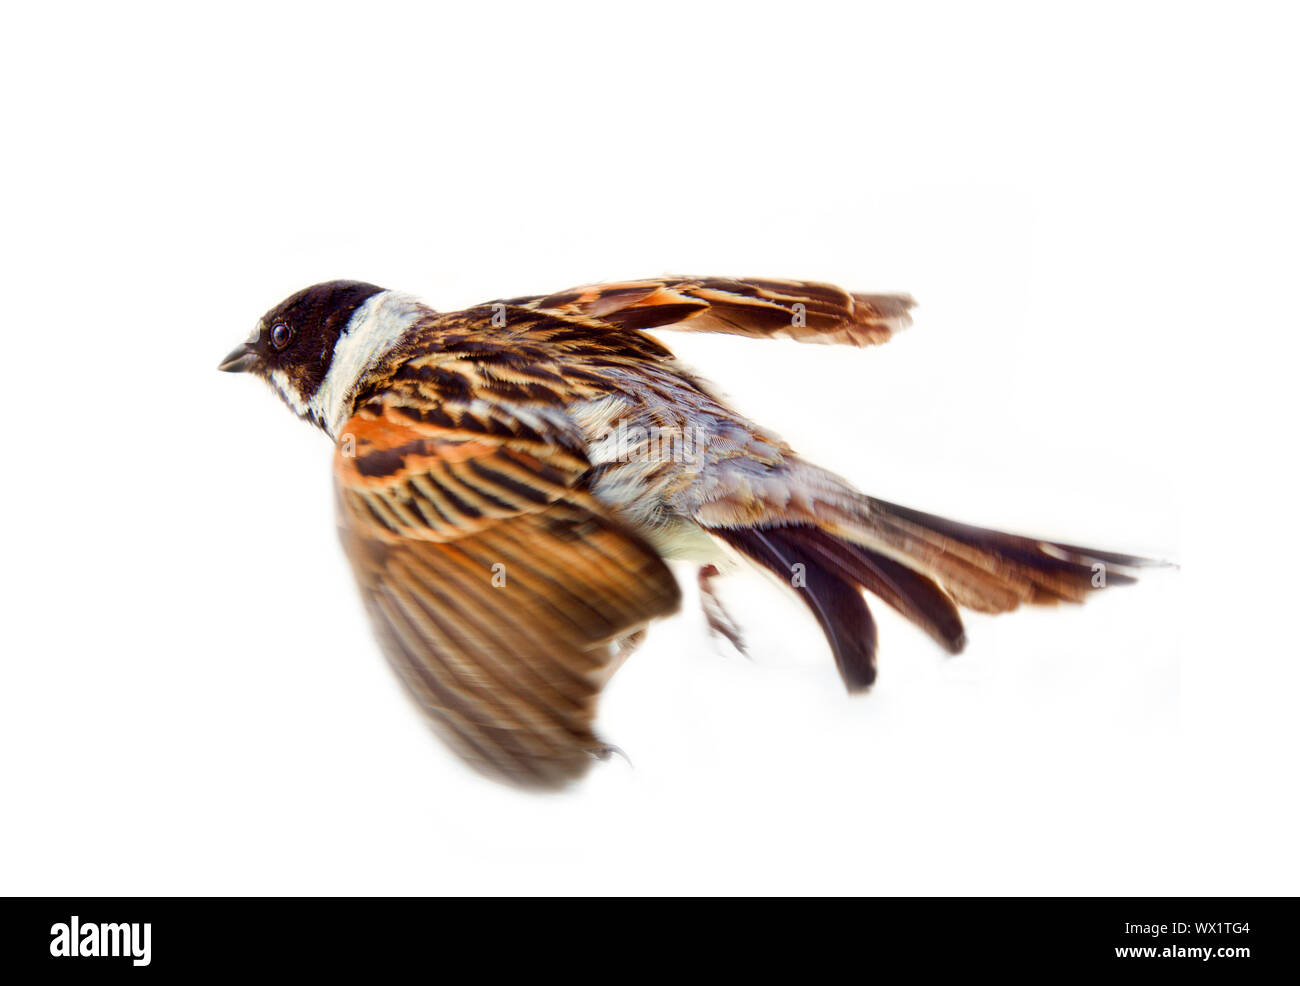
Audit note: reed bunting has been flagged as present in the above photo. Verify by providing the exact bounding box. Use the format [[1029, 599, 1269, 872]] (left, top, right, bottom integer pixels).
[[220, 276, 1164, 787]]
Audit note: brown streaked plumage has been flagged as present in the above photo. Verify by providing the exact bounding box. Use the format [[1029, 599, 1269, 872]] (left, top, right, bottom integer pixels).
[[220, 275, 1167, 788], [335, 406, 677, 786]]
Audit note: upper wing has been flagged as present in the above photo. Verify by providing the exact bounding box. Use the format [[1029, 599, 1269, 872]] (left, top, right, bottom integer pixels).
[[504, 275, 915, 347], [334, 399, 680, 788]]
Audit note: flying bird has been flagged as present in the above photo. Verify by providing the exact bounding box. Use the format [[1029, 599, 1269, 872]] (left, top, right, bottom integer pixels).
[[220, 276, 1163, 787]]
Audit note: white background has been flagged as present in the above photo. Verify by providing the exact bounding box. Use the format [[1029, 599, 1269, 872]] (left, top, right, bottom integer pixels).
[[2, 2, 1294, 895]]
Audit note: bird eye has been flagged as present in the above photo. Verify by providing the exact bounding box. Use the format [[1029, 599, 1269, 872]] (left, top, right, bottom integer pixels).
[[270, 322, 293, 350]]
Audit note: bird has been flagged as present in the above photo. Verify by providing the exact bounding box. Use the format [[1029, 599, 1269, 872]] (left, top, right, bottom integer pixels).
[[220, 275, 1165, 788]]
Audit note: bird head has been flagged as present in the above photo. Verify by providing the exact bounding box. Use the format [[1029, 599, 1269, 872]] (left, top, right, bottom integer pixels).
[[219, 279, 427, 435]]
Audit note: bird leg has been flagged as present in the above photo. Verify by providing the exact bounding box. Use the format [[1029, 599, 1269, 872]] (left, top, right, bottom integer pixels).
[[698, 564, 748, 657]]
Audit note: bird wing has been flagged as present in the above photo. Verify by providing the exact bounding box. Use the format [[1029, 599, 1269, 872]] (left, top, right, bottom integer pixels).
[[333, 398, 680, 788], [504, 275, 915, 347]]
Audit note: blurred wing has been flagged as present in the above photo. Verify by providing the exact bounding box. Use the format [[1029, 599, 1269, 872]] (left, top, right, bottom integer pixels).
[[506, 275, 915, 347], [334, 400, 680, 788]]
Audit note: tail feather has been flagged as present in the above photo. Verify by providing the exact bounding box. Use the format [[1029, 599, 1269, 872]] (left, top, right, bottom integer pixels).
[[712, 526, 879, 691], [859, 497, 1161, 612], [706, 493, 1167, 691], [781, 527, 967, 655]]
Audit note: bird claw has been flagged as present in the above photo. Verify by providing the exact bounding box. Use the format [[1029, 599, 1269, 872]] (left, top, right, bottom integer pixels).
[[613, 628, 647, 660], [589, 742, 632, 767]]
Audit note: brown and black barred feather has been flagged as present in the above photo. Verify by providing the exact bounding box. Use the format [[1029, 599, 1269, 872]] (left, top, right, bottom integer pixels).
[[334, 400, 680, 788], [352, 303, 680, 415], [503, 275, 915, 347]]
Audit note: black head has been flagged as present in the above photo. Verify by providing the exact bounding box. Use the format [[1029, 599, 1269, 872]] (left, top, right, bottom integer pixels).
[[219, 280, 386, 419]]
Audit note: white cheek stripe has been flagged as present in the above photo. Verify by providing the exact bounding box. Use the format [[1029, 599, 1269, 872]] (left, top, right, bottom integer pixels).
[[308, 290, 427, 437], [270, 368, 310, 417]]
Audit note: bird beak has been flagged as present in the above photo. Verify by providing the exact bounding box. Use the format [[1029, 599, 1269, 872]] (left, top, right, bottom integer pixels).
[[218, 343, 258, 373]]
